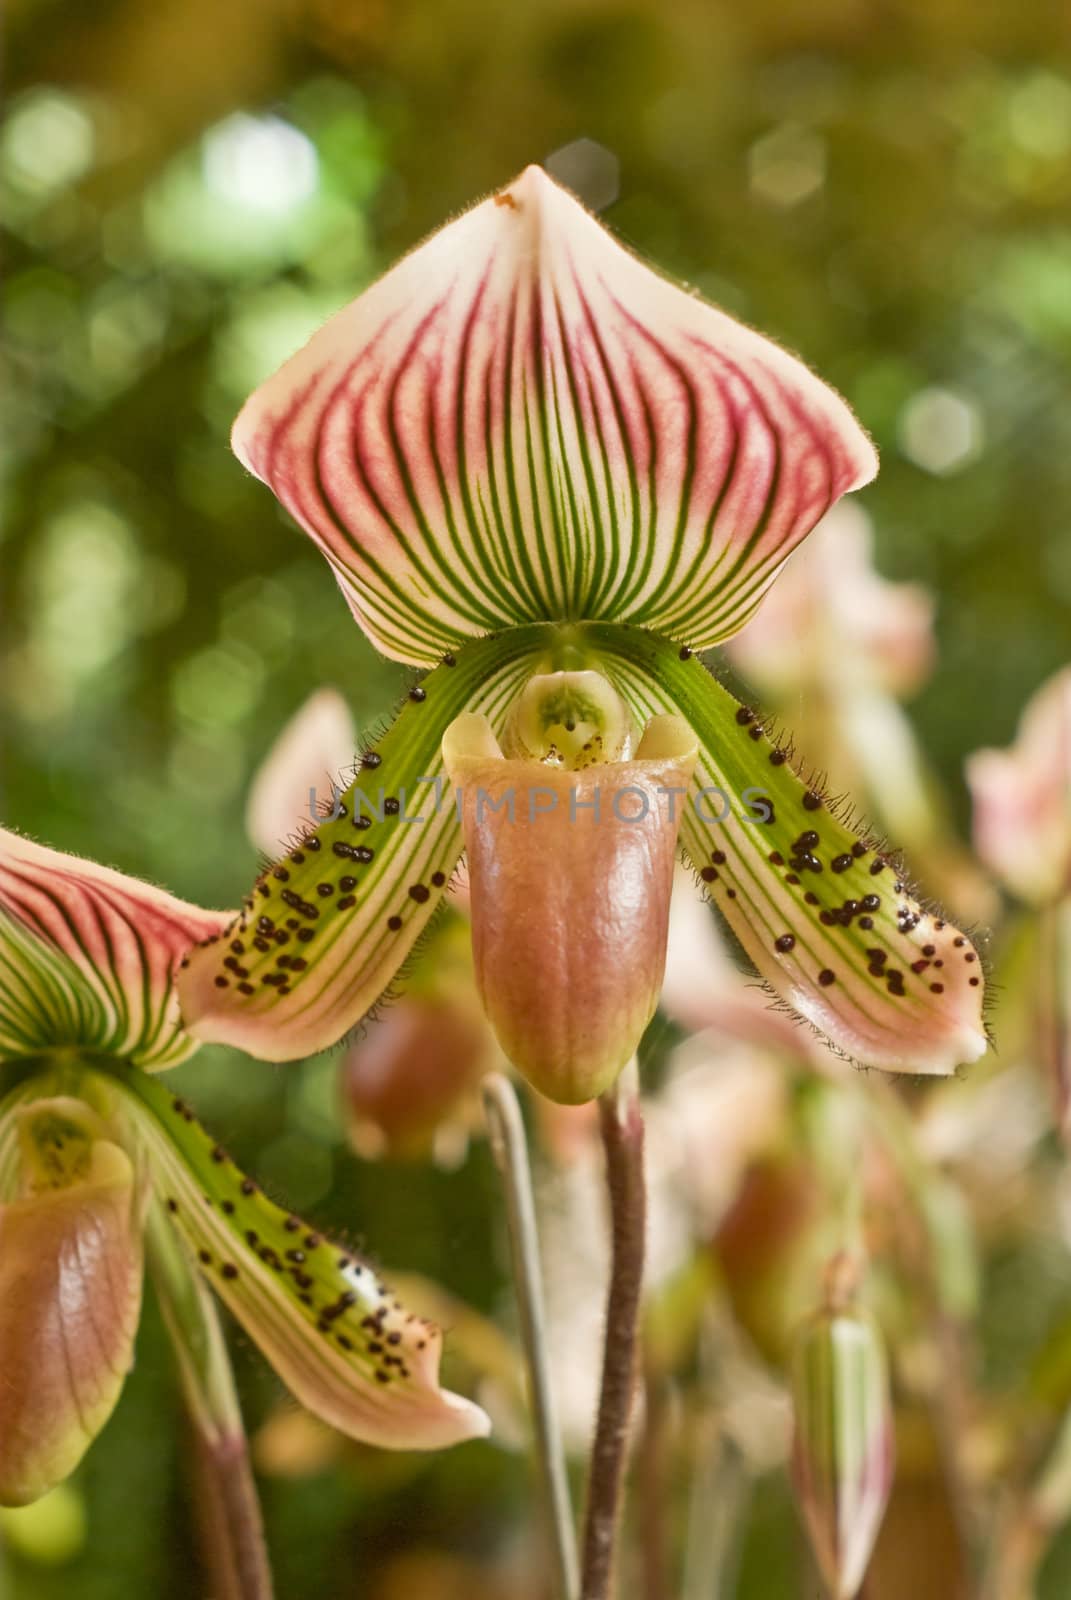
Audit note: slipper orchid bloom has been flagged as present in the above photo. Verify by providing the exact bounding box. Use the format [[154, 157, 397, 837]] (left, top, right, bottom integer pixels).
[[967, 665, 1071, 908], [0, 828, 488, 1504], [180, 165, 988, 1099]]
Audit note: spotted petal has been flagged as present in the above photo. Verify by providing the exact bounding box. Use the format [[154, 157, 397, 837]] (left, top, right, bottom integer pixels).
[[179, 628, 548, 1061], [232, 166, 876, 666], [589, 625, 988, 1074], [106, 1065, 488, 1450], [0, 830, 230, 1070]]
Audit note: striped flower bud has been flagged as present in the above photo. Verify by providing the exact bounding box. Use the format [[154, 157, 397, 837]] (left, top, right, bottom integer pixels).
[[790, 1258, 895, 1600]]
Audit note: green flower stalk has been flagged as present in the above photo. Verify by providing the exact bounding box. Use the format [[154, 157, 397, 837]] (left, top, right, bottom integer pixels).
[[177, 165, 988, 1103], [0, 826, 488, 1508], [790, 1255, 895, 1600]]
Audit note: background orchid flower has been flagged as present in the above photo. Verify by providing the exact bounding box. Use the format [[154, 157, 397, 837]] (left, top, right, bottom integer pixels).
[[0, 826, 488, 1506], [245, 685, 358, 857], [967, 666, 1071, 1141], [179, 164, 988, 1095], [966, 664, 1071, 908]]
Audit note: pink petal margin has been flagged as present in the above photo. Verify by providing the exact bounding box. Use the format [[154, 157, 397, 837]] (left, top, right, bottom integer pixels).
[[0, 828, 230, 1070]]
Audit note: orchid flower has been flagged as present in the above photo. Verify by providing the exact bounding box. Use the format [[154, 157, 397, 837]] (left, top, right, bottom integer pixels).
[[0, 827, 487, 1505], [179, 165, 987, 1102], [966, 665, 1071, 909]]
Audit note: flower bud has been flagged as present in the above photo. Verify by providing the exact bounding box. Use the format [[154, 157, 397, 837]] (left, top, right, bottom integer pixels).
[[443, 708, 697, 1103], [340, 915, 497, 1160], [790, 1259, 894, 1600]]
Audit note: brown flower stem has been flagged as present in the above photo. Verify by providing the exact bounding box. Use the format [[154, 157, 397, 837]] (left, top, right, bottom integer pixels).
[[581, 1080, 647, 1600], [147, 1201, 273, 1600], [189, 1423, 273, 1600], [482, 1074, 580, 1600]]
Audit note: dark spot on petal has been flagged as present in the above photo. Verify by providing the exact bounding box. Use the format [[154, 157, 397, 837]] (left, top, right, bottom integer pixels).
[[818, 969, 836, 986], [775, 934, 795, 953]]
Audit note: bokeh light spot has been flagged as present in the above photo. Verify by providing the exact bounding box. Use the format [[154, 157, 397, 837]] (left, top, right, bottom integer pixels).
[[899, 387, 984, 476], [748, 123, 826, 208], [545, 138, 620, 211], [202, 113, 319, 215], [1, 89, 94, 196]]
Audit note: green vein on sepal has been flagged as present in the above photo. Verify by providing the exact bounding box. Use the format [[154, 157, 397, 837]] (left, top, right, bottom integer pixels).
[[98, 1061, 489, 1448]]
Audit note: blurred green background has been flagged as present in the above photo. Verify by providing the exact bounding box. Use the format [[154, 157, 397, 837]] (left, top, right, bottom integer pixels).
[[3, 0, 1071, 1594]]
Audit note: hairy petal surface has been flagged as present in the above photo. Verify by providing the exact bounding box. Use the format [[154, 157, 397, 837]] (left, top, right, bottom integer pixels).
[[179, 628, 550, 1061], [106, 1065, 488, 1450], [232, 165, 876, 665], [588, 625, 988, 1074], [0, 830, 230, 1070], [0, 1094, 145, 1506]]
